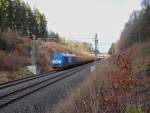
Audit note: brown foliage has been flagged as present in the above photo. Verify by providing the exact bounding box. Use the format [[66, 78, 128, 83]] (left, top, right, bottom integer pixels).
[[112, 51, 134, 89], [2, 52, 31, 71], [0, 32, 94, 83], [0, 32, 32, 70], [51, 43, 150, 113]]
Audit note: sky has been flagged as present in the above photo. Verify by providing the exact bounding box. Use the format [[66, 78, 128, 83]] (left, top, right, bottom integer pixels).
[[24, 0, 142, 52]]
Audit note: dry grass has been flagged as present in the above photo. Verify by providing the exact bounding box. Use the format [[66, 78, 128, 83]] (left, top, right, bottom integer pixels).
[[0, 32, 94, 83], [36, 41, 94, 72], [0, 32, 31, 71], [51, 43, 150, 113], [51, 62, 114, 113], [46, 41, 94, 61], [0, 68, 33, 84]]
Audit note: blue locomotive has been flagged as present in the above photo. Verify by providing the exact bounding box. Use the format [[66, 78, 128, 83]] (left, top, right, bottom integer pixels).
[[51, 52, 77, 69]]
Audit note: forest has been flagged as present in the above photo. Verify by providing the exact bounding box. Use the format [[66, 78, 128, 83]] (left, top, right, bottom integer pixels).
[[118, 0, 150, 50], [0, 0, 48, 38], [109, 0, 150, 54]]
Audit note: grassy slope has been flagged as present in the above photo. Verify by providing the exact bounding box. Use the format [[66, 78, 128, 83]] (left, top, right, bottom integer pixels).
[[0, 32, 94, 84], [51, 43, 150, 113]]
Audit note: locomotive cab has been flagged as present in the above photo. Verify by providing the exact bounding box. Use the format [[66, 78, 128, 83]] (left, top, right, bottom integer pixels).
[[51, 52, 64, 69], [51, 52, 76, 70]]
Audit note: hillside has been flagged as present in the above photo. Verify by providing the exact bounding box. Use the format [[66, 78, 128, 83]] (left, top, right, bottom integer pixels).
[[51, 42, 150, 113], [0, 0, 95, 84], [0, 32, 94, 84]]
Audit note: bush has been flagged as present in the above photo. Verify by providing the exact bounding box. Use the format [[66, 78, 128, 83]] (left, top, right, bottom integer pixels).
[[51, 44, 150, 113], [1, 52, 31, 71], [108, 43, 116, 55], [0, 50, 6, 68], [0, 37, 15, 52]]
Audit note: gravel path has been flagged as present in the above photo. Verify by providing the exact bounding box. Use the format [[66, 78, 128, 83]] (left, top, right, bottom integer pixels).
[[0, 63, 95, 113]]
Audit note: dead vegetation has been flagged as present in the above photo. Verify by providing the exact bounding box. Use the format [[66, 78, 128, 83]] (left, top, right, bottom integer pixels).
[[0, 32, 94, 84], [0, 68, 33, 83], [51, 43, 150, 113]]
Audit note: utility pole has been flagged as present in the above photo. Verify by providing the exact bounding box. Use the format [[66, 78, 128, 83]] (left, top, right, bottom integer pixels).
[[31, 34, 37, 74], [94, 33, 98, 58], [32, 35, 36, 66], [139, 31, 141, 44]]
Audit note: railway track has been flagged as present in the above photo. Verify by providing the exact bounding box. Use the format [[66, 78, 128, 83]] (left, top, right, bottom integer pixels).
[[0, 71, 57, 89], [0, 63, 91, 108]]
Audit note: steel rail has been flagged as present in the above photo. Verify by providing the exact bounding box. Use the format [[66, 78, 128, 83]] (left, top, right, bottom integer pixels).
[[0, 71, 57, 89], [0, 63, 91, 108], [0, 60, 94, 89], [0, 62, 91, 90], [0, 64, 89, 98]]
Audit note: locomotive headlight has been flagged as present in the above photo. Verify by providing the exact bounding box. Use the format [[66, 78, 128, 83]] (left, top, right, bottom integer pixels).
[[52, 60, 62, 64], [57, 60, 62, 64]]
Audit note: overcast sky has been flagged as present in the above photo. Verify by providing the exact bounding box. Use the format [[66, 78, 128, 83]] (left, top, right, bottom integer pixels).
[[24, 0, 141, 52]]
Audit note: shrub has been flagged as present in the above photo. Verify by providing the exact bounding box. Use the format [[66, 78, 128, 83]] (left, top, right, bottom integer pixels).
[[2, 52, 31, 71], [0, 50, 6, 68], [0, 37, 15, 52], [51, 44, 150, 113]]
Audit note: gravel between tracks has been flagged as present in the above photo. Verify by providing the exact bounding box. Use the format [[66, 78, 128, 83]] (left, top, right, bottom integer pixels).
[[0, 63, 95, 113]]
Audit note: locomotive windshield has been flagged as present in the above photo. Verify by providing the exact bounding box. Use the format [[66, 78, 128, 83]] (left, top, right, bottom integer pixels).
[[51, 52, 64, 65]]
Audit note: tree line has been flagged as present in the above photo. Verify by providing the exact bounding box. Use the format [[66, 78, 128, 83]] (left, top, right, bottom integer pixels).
[[116, 0, 150, 52], [0, 0, 48, 38]]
